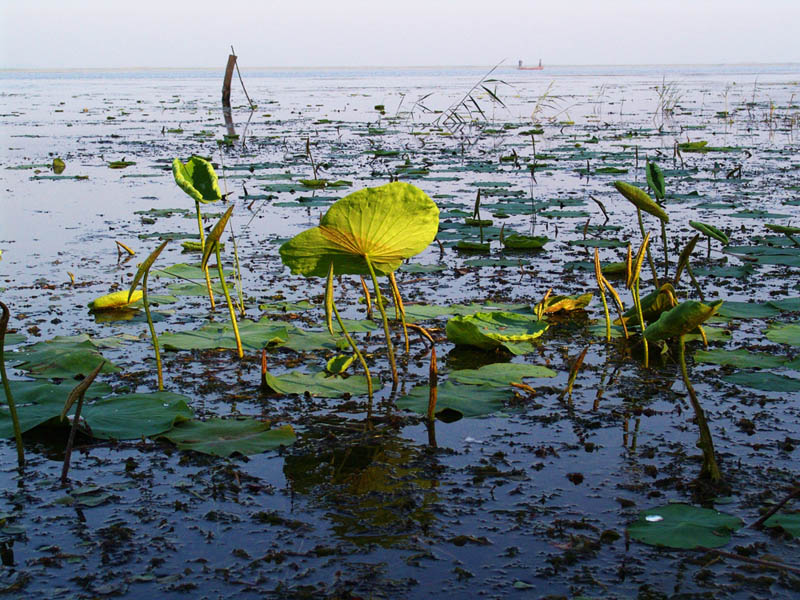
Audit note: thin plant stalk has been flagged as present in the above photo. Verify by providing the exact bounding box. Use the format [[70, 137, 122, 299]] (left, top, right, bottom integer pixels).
[[678, 335, 721, 482], [360, 276, 372, 319], [60, 361, 103, 486], [603, 277, 629, 339], [661, 220, 669, 281], [195, 201, 216, 309], [427, 346, 438, 421], [228, 222, 246, 317], [388, 272, 410, 353], [687, 264, 705, 301], [0, 301, 24, 468], [637, 208, 659, 287], [364, 257, 398, 389], [594, 249, 611, 341], [216, 245, 242, 359], [142, 272, 164, 390], [633, 278, 649, 367]]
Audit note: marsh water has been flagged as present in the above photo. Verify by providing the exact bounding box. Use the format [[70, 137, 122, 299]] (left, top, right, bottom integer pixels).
[[1, 64, 799, 598]]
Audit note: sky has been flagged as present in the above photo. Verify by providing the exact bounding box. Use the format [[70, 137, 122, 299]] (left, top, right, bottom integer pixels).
[[1, 0, 799, 69]]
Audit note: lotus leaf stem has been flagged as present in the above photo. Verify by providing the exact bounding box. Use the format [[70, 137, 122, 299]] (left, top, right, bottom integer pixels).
[[216, 245, 242, 359], [636, 208, 659, 287], [0, 301, 24, 468], [364, 256, 398, 390], [60, 361, 103, 485], [330, 293, 373, 402], [388, 272, 410, 353], [660, 220, 669, 281], [228, 222, 246, 317], [142, 272, 164, 389], [195, 201, 216, 309], [594, 249, 611, 341], [686, 264, 705, 301], [360, 276, 372, 319], [633, 278, 649, 367], [678, 335, 721, 482], [427, 346, 438, 421]]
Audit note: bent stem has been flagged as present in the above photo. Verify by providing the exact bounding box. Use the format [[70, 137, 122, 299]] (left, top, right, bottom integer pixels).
[[637, 208, 659, 287], [364, 256, 398, 390], [678, 335, 721, 483], [216, 245, 242, 359], [594, 249, 611, 341], [195, 201, 216, 309], [388, 272, 410, 353], [142, 272, 164, 390], [633, 278, 649, 367], [0, 301, 24, 468]]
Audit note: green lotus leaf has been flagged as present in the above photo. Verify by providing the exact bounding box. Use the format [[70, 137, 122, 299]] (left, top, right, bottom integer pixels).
[[645, 161, 666, 200], [159, 317, 289, 351], [449, 362, 556, 388], [717, 301, 780, 319], [88, 290, 143, 311], [455, 240, 491, 253], [262, 370, 379, 398], [326, 354, 355, 374], [613, 181, 669, 223], [678, 141, 709, 152], [763, 512, 800, 537], [768, 297, 800, 312], [0, 380, 112, 438], [628, 504, 742, 549], [695, 349, 786, 369], [80, 392, 193, 440], [689, 221, 729, 244], [160, 419, 296, 457], [446, 312, 549, 353], [765, 321, 800, 346], [502, 234, 549, 250], [9, 334, 120, 379], [537, 292, 593, 314], [279, 182, 439, 277], [396, 381, 509, 419], [722, 371, 800, 392], [618, 283, 676, 326], [765, 223, 800, 235], [643, 300, 723, 342], [172, 156, 222, 204]]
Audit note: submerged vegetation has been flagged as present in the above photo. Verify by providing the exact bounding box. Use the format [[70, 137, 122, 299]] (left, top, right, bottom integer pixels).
[[1, 65, 800, 598]]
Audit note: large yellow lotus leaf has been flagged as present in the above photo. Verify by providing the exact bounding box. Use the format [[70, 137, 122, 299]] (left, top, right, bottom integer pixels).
[[88, 290, 143, 311], [279, 182, 440, 277], [172, 156, 222, 204]]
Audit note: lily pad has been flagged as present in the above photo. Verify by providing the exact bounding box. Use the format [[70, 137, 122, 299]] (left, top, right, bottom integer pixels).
[[446, 312, 549, 354], [81, 392, 193, 440], [627, 504, 743, 549], [502, 234, 549, 250], [717, 301, 780, 319], [763, 512, 800, 537], [160, 318, 289, 351], [765, 322, 800, 346], [160, 419, 296, 457], [722, 371, 800, 392], [449, 362, 556, 387], [694, 349, 786, 369], [262, 370, 378, 397], [396, 381, 509, 419], [8, 335, 120, 379]]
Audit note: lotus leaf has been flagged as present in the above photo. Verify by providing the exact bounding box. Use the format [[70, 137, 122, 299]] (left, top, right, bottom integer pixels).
[[763, 513, 800, 537], [768, 297, 800, 312], [0, 380, 112, 438], [160, 419, 296, 457], [88, 290, 143, 311], [455, 240, 491, 253], [722, 371, 800, 392], [9, 335, 120, 379], [765, 322, 800, 346], [502, 234, 549, 250], [448, 362, 556, 388], [80, 392, 193, 440], [326, 355, 355, 374], [159, 318, 289, 351], [279, 182, 439, 277], [613, 181, 669, 223], [618, 284, 676, 326], [689, 221, 729, 244], [396, 381, 509, 419], [262, 370, 378, 397], [695, 349, 786, 369], [537, 292, 593, 314], [446, 312, 549, 354], [628, 504, 742, 549], [643, 300, 723, 342], [765, 223, 800, 235], [172, 156, 222, 204], [717, 301, 780, 319], [646, 161, 666, 200]]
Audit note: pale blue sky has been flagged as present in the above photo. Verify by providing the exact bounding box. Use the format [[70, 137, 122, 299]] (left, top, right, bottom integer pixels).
[[1, 0, 798, 68]]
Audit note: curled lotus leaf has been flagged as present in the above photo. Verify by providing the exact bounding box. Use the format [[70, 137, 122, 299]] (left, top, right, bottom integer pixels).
[[172, 156, 222, 204], [502, 234, 549, 250], [536, 292, 593, 315], [643, 300, 723, 342], [618, 283, 676, 326], [689, 221, 729, 245], [279, 182, 440, 277], [88, 290, 143, 311], [613, 181, 669, 223], [765, 223, 800, 235], [446, 311, 549, 352], [645, 161, 666, 200]]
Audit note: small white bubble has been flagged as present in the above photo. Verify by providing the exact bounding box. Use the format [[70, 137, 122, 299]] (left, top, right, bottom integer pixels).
[[645, 515, 663, 522]]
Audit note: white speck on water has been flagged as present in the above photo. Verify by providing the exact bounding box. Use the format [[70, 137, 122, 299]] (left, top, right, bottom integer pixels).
[[646, 515, 664, 522], [464, 437, 483, 444]]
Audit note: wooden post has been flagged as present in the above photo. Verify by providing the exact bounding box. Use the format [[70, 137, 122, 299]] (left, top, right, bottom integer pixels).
[[222, 53, 237, 137]]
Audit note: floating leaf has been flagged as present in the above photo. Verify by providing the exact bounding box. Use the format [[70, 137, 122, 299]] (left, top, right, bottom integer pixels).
[[449, 362, 556, 387], [88, 290, 143, 311], [160, 419, 295, 457], [396, 381, 509, 419], [695, 349, 786, 369], [628, 504, 742, 549], [446, 312, 549, 354], [279, 182, 439, 277], [765, 322, 800, 346], [717, 301, 780, 319], [722, 371, 800, 392], [8, 335, 120, 379], [80, 392, 193, 439], [172, 156, 222, 204], [159, 318, 289, 351], [763, 512, 800, 537], [262, 370, 378, 398], [536, 292, 593, 314]]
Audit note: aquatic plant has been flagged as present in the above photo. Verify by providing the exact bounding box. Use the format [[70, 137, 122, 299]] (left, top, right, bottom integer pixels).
[[614, 181, 669, 287], [173, 156, 222, 309], [626, 234, 652, 366], [279, 182, 440, 390], [594, 248, 628, 341], [88, 290, 143, 311], [646, 160, 670, 280], [644, 299, 724, 483], [0, 302, 24, 467], [128, 240, 169, 390], [60, 361, 103, 484], [689, 220, 729, 259], [201, 206, 242, 358]]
